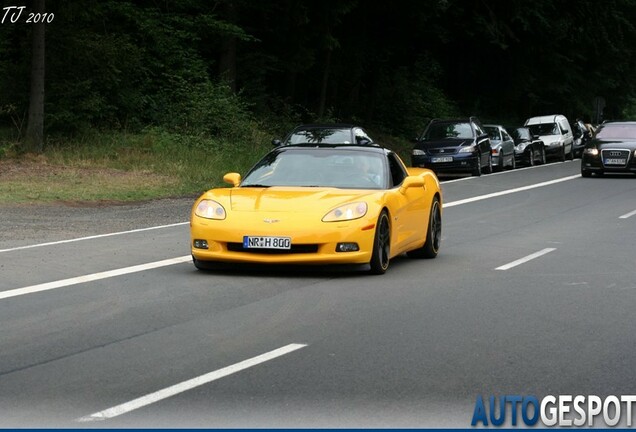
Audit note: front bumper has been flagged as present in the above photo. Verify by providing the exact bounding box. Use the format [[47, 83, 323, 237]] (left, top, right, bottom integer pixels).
[[581, 149, 636, 173], [191, 213, 377, 265], [411, 153, 479, 173]]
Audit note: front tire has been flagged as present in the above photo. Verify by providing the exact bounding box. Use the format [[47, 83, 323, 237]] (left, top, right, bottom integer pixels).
[[369, 211, 391, 275], [407, 196, 441, 259], [472, 155, 482, 177], [560, 145, 566, 162], [193, 256, 217, 271]]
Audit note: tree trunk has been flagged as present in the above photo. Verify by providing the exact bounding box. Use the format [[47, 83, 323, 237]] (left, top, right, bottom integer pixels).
[[24, 0, 46, 154], [218, 1, 238, 92], [318, 48, 331, 119]]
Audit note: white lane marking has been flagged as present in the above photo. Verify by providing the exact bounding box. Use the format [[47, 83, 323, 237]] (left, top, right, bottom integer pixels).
[[444, 174, 580, 208], [0, 256, 191, 300], [76, 343, 308, 422], [495, 248, 557, 271], [619, 209, 636, 219], [0, 222, 189, 254], [0, 170, 578, 253], [439, 161, 567, 184]]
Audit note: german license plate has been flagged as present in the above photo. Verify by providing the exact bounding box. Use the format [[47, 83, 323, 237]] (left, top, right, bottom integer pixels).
[[605, 158, 626, 165], [431, 156, 453, 163], [243, 236, 291, 249]]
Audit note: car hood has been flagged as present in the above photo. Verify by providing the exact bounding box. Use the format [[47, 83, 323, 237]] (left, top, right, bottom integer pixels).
[[537, 134, 561, 142], [227, 187, 380, 212], [415, 138, 473, 150], [595, 139, 636, 150]]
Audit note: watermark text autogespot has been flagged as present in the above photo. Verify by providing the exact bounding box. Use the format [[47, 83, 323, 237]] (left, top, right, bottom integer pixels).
[[472, 394, 636, 427]]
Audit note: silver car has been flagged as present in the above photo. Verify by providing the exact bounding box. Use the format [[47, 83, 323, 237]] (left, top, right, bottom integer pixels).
[[484, 124, 516, 170]]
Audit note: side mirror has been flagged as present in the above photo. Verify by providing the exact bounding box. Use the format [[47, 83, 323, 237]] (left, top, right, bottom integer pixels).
[[271, 139, 282, 147], [223, 172, 241, 187], [400, 176, 425, 193], [357, 138, 372, 146]]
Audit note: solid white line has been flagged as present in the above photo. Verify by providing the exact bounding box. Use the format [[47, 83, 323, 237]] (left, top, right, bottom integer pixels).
[[444, 174, 580, 208], [495, 248, 557, 270], [439, 161, 566, 184], [0, 222, 189, 254], [0, 255, 191, 300], [619, 209, 636, 219], [76, 343, 308, 422]]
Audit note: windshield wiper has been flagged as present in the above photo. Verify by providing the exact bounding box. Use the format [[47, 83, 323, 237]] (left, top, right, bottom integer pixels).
[[240, 184, 271, 188]]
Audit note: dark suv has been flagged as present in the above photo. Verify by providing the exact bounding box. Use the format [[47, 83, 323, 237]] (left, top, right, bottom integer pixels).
[[411, 117, 493, 176]]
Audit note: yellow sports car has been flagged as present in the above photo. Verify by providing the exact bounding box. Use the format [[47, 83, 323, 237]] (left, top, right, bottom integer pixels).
[[190, 144, 442, 274]]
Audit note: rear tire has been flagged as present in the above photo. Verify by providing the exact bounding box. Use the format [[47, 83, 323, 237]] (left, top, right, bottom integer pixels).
[[407, 196, 441, 259], [369, 211, 391, 275]]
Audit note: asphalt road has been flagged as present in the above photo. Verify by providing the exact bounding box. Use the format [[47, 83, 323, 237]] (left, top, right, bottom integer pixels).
[[0, 160, 635, 427]]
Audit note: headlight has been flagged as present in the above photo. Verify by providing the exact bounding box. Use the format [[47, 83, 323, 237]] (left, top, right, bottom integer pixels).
[[516, 143, 527, 152], [412, 149, 426, 156], [549, 141, 560, 147], [322, 202, 368, 222], [584, 148, 599, 156], [195, 199, 226, 220], [458, 145, 476, 153]]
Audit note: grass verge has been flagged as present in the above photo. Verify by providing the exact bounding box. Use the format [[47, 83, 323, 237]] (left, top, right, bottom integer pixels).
[[0, 127, 273, 205]]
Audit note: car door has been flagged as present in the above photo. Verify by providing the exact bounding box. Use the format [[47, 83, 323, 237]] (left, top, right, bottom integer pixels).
[[501, 128, 515, 160], [384, 153, 428, 251], [473, 122, 490, 166]]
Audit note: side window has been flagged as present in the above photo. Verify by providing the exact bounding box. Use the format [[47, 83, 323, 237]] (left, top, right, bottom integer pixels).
[[502, 130, 511, 141], [387, 153, 407, 187]]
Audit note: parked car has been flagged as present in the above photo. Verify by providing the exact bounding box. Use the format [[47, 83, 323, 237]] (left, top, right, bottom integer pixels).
[[191, 143, 443, 275], [484, 124, 516, 170], [572, 118, 592, 158], [272, 124, 374, 146], [581, 121, 636, 177], [508, 127, 546, 166], [411, 117, 492, 176], [524, 114, 574, 161]]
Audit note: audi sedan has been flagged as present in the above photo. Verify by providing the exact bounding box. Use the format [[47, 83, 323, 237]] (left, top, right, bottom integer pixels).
[[581, 121, 636, 177]]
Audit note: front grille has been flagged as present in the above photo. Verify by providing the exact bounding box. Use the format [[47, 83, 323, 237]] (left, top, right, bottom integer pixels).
[[428, 147, 458, 155], [601, 149, 630, 167], [227, 243, 319, 254]]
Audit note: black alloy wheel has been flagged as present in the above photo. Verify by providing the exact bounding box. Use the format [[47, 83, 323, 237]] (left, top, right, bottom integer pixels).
[[369, 211, 391, 275], [407, 196, 442, 259]]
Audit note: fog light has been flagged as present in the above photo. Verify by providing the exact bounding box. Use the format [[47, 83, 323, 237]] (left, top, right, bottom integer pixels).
[[193, 239, 209, 249], [336, 242, 359, 252]]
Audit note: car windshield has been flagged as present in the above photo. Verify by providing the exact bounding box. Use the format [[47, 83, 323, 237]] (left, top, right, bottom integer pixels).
[[511, 128, 530, 141], [241, 149, 387, 189], [484, 126, 501, 140], [286, 128, 353, 144], [528, 123, 559, 136], [422, 122, 473, 140], [595, 124, 636, 140]]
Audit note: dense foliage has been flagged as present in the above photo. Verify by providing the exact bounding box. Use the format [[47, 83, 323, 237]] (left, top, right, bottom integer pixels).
[[2, 0, 636, 150]]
